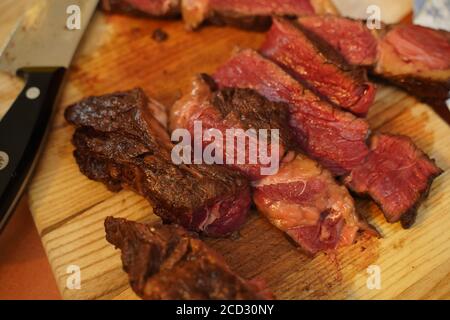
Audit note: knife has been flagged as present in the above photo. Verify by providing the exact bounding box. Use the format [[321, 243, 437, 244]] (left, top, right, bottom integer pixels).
[[0, 0, 98, 232]]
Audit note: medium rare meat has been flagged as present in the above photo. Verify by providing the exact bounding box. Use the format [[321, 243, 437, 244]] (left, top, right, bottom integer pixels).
[[260, 18, 376, 116], [214, 49, 370, 176], [182, 0, 329, 30], [297, 15, 379, 66], [344, 134, 443, 229], [101, 0, 181, 17], [65, 88, 251, 236], [375, 24, 450, 108], [105, 217, 272, 299], [170, 74, 294, 180], [253, 154, 376, 255]]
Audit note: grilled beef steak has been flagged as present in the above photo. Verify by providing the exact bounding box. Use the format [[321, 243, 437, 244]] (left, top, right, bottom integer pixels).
[[105, 217, 272, 299], [170, 74, 374, 254], [253, 154, 376, 255], [374, 24, 450, 108], [101, 0, 181, 17], [344, 134, 442, 229], [181, 0, 335, 31], [170, 74, 294, 180], [261, 19, 376, 116], [214, 49, 370, 176], [65, 89, 251, 236], [297, 15, 379, 66]]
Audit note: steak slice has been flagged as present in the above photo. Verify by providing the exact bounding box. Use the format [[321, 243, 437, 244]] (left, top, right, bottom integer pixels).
[[170, 74, 294, 180], [297, 15, 379, 66], [101, 0, 181, 17], [253, 153, 376, 255], [261, 18, 376, 116], [344, 134, 443, 228], [65, 88, 251, 236], [182, 0, 316, 30], [214, 49, 370, 176], [374, 24, 450, 108], [105, 217, 273, 299]]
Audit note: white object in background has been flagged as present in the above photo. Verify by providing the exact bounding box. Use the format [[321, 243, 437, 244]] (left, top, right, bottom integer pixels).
[[414, 0, 450, 31], [331, 0, 412, 24]]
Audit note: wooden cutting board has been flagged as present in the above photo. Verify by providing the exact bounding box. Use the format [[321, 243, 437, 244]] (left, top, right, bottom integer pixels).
[[1, 8, 449, 300]]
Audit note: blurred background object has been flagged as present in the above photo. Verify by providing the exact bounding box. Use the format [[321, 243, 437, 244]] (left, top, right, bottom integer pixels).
[[414, 0, 450, 31], [331, 0, 412, 23]]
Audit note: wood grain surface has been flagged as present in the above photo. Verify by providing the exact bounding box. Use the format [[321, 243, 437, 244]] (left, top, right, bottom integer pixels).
[[1, 3, 449, 300]]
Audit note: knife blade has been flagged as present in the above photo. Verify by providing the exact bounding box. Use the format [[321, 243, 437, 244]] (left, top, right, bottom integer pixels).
[[0, 0, 98, 232]]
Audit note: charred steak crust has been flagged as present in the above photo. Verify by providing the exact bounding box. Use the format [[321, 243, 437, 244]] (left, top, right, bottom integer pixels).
[[65, 88, 251, 236], [104, 217, 272, 300]]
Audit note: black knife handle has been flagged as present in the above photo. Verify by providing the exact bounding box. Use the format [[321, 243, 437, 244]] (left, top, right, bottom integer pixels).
[[0, 67, 66, 232]]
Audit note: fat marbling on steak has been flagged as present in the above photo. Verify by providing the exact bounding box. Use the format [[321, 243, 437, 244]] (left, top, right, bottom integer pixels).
[[261, 18, 376, 116], [344, 133, 442, 229], [105, 217, 272, 299], [65, 88, 251, 236]]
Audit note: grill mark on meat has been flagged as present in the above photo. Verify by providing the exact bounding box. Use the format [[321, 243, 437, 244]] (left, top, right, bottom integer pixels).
[[105, 217, 273, 299], [260, 18, 376, 116], [344, 133, 443, 228], [65, 88, 251, 236], [213, 49, 370, 176]]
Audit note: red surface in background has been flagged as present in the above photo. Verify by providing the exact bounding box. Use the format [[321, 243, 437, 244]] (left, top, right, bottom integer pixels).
[[0, 196, 61, 300]]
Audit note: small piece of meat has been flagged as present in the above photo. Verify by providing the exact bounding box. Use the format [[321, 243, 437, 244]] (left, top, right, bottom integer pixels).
[[102, 0, 181, 17], [182, 0, 316, 30], [214, 49, 370, 176], [253, 154, 376, 255], [65, 88, 251, 236], [170, 74, 294, 180], [375, 24, 450, 108], [105, 217, 273, 300], [344, 134, 443, 229], [297, 15, 379, 66], [261, 18, 376, 116]]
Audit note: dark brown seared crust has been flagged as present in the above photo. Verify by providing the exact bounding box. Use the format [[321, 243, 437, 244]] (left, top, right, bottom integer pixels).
[[65, 88, 251, 236], [105, 217, 272, 300], [101, 0, 181, 18], [212, 87, 295, 150]]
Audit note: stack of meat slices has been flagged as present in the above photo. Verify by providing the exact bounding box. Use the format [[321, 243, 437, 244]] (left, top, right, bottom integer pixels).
[[170, 74, 376, 255], [297, 15, 450, 109]]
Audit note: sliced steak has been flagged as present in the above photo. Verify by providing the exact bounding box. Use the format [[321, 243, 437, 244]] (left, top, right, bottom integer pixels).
[[105, 217, 273, 299], [344, 134, 443, 228], [101, 0, 181, 17], [170, 74, 294, 180], [261, 18, 376, 116], [297, 15, 379, 66], [253, 154, 376, 255], [375, 24, 450, 108], [214, 49, 370, 176], [182, 0, 316, 30], [65, 88, 251, 236]]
